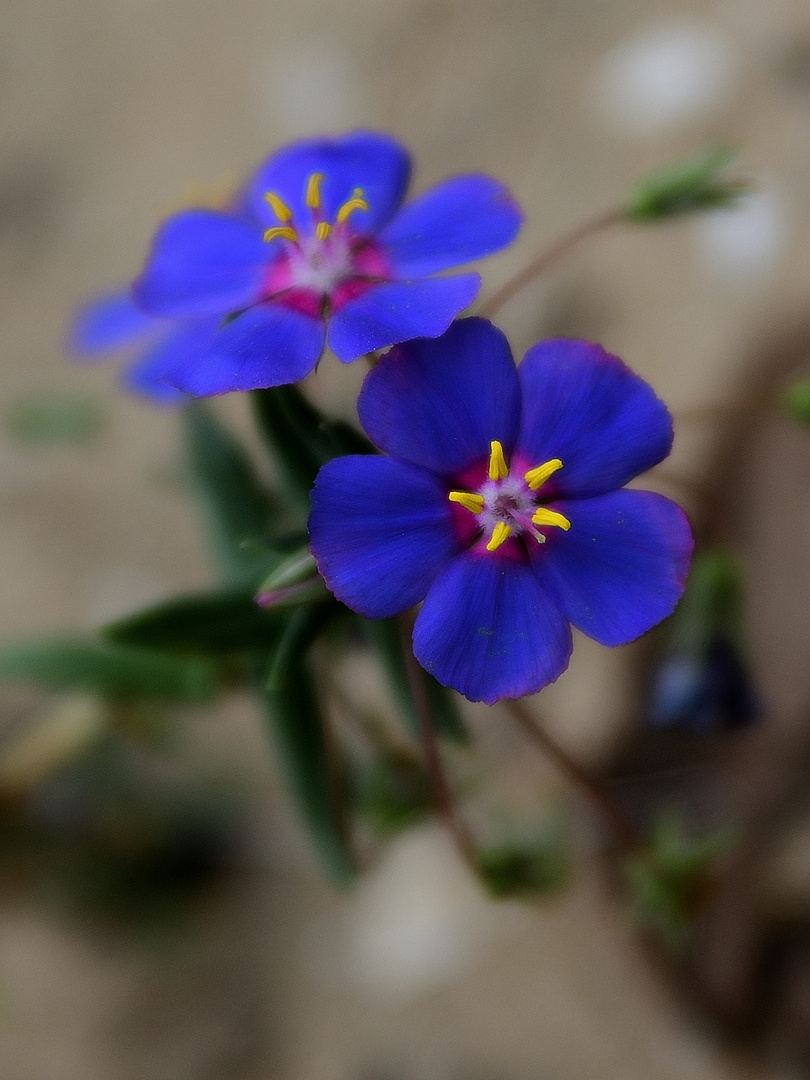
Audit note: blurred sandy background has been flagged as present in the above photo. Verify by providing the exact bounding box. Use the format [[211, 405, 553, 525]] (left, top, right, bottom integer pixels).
[[3, 0, 810, 1077]]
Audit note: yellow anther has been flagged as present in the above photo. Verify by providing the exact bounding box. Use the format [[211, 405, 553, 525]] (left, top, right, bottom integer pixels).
[[448, 491, 485, 514], [305, 172, 324, 210], [488, 440, 509, 481], [264, 191, 293, 223], [315, 221, 332, 241], [486, 522, 512, 552], [524, 458, 563, 491], [263, 225, 298, 244], [336, 189, 369, 224], [531, 507, 571, 531]]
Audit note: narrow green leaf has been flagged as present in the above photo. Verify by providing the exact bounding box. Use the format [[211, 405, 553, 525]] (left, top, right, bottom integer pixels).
[[362, 617, 467, 743], [183, 402, 278, 584], [259, 606, 354, 885], [251, 385, 374, 506], [626, 146, 746, 222], [103, 589, 286, 654], [0, 639, 217, 701]]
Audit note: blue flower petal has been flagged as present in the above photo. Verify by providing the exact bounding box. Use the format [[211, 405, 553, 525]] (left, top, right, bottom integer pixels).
[[118, 322, 220, 404], [378, 175, 523, 277], [327, 274, 480, 364], [162, 305, 325, 395], [517, 340, 673, 498], [71, 290, 157, 355], [248, 132, 410, 234], [133, 210, 269, 319], [531, 489, 693, 646], [356, 317, 521, 476], [309, 456, 457, 619], [413, 551, 573, 704]]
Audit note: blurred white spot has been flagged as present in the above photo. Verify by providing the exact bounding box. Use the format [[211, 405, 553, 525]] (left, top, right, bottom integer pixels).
[[256, 44, 365, 136], [305, 828, 528, 1000], [594, 21, 738, 134], [693, 186, 789, 285]]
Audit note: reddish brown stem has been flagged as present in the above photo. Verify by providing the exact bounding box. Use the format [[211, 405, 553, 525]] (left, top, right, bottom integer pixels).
[[396, 615, 479, 869], [505, 699, 643, 851], [479, 207, 625, 319]]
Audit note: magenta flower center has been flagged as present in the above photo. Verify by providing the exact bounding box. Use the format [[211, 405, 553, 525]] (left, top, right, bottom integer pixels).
[[449, 441, 571, 552], [260, 172, 390, 315]]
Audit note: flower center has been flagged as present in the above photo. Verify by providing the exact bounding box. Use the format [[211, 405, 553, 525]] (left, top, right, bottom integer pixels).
[[261, 172, 370, 296], [448, 441, 570, 552]]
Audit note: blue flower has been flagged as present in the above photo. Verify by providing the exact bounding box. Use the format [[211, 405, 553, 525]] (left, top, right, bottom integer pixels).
[[71, 288, 219, 404], [308, 318, 693, 704], [132, 132, 523, 395]]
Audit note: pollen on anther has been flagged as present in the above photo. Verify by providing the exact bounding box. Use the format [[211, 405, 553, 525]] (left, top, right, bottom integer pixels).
[[488, 440, 509, 481], [264, 191, 293, 223], [531, 507, 571, 531], [336, 189, 369, 224], [448, 491, 485, 514], [486, 521, 512, 552], [524, 458, 563, 491], [263, 225, 297, 244], [305, 172, 324, 211], [315, 221, 332, 241]]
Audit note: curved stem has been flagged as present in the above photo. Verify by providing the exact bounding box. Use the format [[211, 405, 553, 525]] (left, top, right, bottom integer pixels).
[[396, 615, 479, 869], [479, 207, 625, 319], [504, 699, 643, 851]]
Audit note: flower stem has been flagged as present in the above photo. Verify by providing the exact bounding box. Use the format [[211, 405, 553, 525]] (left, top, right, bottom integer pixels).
[[504, 699, 643, 851], [396, 615, 479, 869], [479, 207, 625, 319]]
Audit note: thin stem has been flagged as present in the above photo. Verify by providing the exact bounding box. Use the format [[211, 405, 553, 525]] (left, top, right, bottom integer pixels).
[[396, 614, 479, 869], [505, 699, 643, 851], [479, 207, 625, 319]]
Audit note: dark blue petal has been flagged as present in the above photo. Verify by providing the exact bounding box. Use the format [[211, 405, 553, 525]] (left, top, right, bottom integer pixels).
[[133, 210, 268, 319], [327, 274, 480, 363], [309, 456, 456, 619], [517, 340, 673, 498], [531, 490, 693, 646], [379, 175, 523, 277], [118, 323, 219, 404], [248, 132, 410, 234], [356, 317, 520, 476], [163, 305, 325, 395], [413, 551, 572, 705], [71, 290, 157, 355]]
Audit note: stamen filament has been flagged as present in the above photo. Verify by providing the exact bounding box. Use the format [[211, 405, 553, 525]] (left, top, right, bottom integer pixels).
[[315, 221, 332, 241], [486, 522, 512, 552], [264, 191, 293, 223], [305, 172, 324, 210], [531, 507, 571, 531], [488, 440, 509, 481], [448, 491, 485, 514], [263, 225, 298, 243], [336, 189, 369, 224], [524, 458, 563, 490]]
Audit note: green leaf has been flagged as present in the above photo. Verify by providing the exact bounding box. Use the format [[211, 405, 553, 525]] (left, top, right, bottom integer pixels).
[[259, 606, 354, 885], [0, 639, 217, 702], [667, 547, 746, 656], [183, 402, 278, 584], [251, 385, 374, 507], [477, 839, 569, 899], [626, 147, 746, 222], [4, 392, 103, 446], [353, 753, 432, 836], [103, 589, 287, 654], [782, 376, 810, 425], [361, 617, 467, 743]]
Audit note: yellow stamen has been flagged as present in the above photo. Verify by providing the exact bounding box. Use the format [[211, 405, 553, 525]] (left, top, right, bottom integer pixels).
[[263, 225, 297, 243], [264, 191, 293, 223], [524, 458, 563, 491], [305, 172, 324, 210], [448, 491, 485, 514], [488, 440, 509, 481], [486, 522, 512, 552], [531, 507, 571, 531], [336, 189, 369, 224], [315, 221, 332, 241]]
